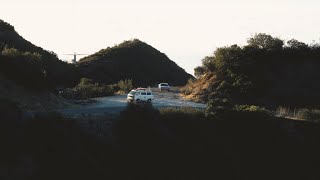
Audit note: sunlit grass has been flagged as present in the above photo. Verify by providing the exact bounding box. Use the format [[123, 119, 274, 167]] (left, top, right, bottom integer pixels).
[[276, 106, 320, 121]]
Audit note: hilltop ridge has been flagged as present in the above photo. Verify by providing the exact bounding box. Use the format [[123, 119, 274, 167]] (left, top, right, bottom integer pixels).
[[78, 39, 193, 86], [0, 19, 79, 90]]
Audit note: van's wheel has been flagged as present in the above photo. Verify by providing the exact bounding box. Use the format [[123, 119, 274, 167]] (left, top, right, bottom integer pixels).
[[147, 99, 152, 103], [136, 99, 141, 103]]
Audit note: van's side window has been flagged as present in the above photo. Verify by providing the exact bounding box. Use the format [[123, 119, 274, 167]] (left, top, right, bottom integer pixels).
[[141, 92, 146, 95], [147, 92, 151, 95]]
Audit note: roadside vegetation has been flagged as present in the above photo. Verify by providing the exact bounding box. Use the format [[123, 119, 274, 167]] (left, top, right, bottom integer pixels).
[[181, 33, 320, 123], [61, 78, 133, 100], [184, 33, 320, 107], [276, 106, 320, 122], [61, 78, 116, 99], [116, 79, 133, 94]]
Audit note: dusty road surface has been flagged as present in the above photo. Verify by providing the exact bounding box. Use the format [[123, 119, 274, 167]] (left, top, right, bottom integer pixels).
[[60, 88, 206, 117]]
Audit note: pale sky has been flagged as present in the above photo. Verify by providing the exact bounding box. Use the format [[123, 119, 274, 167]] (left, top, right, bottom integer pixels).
[[1, 0, 320, 75]]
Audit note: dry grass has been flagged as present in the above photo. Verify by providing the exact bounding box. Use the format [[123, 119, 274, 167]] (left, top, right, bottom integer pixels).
[[276, 106, 320, 122], [180, 73, 217, 103]]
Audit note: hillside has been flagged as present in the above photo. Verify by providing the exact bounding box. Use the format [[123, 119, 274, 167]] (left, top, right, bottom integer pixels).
[[0, 19, 79, 90], [0, 76, 71, 111], [183, 33, 320, 107], [0, 19, 80, 110], [77, 39, 193, 86]]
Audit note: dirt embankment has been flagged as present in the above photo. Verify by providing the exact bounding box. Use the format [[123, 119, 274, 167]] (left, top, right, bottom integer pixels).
[[180, 73, 216, 103]]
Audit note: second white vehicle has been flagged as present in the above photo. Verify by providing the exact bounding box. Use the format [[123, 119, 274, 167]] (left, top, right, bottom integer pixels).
[[158, 83, 170, 91], [127, 88, 154, 103]]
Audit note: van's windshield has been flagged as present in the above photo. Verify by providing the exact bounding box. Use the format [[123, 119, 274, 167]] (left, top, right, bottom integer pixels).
[[129, 91, 135, 95]]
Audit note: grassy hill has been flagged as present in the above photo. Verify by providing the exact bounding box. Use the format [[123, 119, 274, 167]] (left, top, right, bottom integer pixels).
[[0, 19, 79, 90], [77, 39, 193, 86]]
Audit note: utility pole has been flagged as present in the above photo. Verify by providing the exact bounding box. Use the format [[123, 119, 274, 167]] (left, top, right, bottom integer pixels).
[[63, 52, 88, 63]]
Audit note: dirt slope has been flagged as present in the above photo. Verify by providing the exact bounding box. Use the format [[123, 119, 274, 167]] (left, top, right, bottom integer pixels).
[[181, 73, 217, 103]]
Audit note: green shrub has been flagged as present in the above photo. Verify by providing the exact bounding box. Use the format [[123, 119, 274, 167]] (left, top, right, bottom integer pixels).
[[234, 104, 268, 113], [78, 78, 94, 86], [1, 47, 20, 57], [61, 78, 115, 99], [194, 66, 205, 78], [205, 95, 233, 118], [117, 79, 133, 93]]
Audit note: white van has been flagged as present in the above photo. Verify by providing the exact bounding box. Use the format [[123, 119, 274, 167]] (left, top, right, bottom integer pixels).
[[127, 88, 154, 103], [158, 83, 170, 91]]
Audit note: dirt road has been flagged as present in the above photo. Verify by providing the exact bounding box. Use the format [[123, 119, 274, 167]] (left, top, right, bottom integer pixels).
[[60, 88, 206, 117]]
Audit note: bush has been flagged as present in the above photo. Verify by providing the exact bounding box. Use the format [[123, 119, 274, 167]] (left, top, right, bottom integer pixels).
[[234, 104, 268, 113], [61, 78, 135, 99], [61, 78, 115, 99], [117, 79, 133, 93], [205, 94, 233, 118], [1, 47, 20, 57], [78, 77, 93, 86], [194, 66, 205, 78]]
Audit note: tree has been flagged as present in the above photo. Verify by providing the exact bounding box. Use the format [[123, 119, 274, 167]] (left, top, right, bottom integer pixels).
[[213, 44, 242, 73], [201, 56, 215, 72], [287, 39, 308, 50], [247, 33, 284, 50], [194, 66, 205, 78]]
